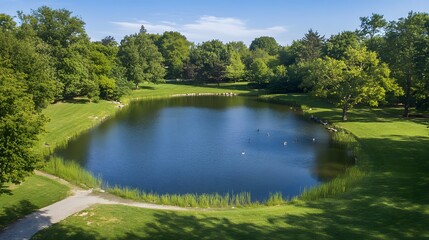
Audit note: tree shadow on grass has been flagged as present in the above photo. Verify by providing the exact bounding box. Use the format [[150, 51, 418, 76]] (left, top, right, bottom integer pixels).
[[32, 224, 99, 240], [0, 200, 38, 230], [61, 98, 91, 104], [0, 184, 11, 195], [119, 211, 321, 240], [138, 85, 156, 90]]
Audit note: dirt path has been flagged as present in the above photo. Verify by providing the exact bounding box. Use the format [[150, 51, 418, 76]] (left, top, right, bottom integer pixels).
[[0, 172, 187, 240]]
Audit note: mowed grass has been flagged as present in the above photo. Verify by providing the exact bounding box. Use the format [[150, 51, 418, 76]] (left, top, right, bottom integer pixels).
[[37, 100, 118, 155], [31, 92, 429, 239], [122, 82, 262, 103], [0, 175, 70, 230], [32, 204, 322, 240]]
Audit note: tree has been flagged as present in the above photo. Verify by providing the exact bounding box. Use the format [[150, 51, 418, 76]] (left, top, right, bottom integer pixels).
[[268, 65, 289, 93], [20, 6, 87, 49], [190, 40, 230, 84], [360, 13, 387, 40], [300, 29, 325, 62], [384, 12, 429, 116], [359, 13, 387, 52], [226, 51, 245, 81], [0, 64, 45, 185], [248, 58, 270, 84], [325, 31, 360, 60], [18, 6, 95, 100], [226, 41, 250, 60], [0, 14, 16, 31], [156, 31, 190, 79], [118, 32, 165, 88], [0, 23, 59, 109], [101, 36, 118, 47], [303, 46, 401, 120], [249, 36, 280, 55]]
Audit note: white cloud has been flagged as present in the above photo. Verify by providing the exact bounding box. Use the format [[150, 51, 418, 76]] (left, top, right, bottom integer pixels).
[[111, 16, 287, 45]]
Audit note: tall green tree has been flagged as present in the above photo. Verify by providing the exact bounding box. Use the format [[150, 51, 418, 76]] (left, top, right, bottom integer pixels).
[[118, 30, 165, 88], [359, 13, 387, 53], [0, 18, 59, 109], [0, 14, 16, 31], [360, 13, 387, 40], [249, 36, 280, 55], [268, 65, 289, 93], [18, 6, 96, 100], [303, 46, 401, 120], [226, 51, 245, 82], [226, 41, 251, 60], [20, 6, 87, 49], [156, 31, 190, 79], [299, 29, 325, 62], [190, 40, 230, 84], [384, 12, 429, 116], [0, 64, 45, 185], [248, 58, 271, 84], [101, 36, 118, 47], [325, 31, 360, 60]]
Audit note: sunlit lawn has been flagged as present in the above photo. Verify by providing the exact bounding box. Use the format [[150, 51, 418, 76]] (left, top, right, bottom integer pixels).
[[0, 175, 70, 230]]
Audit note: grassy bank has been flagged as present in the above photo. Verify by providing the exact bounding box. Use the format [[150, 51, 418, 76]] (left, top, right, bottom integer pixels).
[[43, 157, 102, 189], [107, 186, 255, 208], [0, 175, 70, 230], [32, 92, 429, 239]]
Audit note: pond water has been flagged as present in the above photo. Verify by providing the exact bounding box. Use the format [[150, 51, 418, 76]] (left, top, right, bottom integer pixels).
[[56, 96, 354, 201]]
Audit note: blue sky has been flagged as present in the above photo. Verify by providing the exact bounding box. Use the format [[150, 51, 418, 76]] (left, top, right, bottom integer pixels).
[[1, 0, 428, 45]]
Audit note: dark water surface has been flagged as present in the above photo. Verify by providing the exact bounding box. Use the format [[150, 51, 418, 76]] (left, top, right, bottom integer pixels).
[[56, 96, 354, 201]]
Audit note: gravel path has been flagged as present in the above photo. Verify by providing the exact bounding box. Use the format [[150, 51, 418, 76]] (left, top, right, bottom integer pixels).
[[0, 173, 187, 240]]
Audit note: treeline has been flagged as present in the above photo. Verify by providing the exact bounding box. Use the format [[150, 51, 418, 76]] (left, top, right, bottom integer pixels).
[[1, 7, 428, 114], [0, 6, 428, 184]]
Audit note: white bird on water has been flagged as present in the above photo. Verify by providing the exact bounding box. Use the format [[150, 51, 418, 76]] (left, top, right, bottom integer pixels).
[[312, 137, 316, 142], [283, 141, 288, 146], [241, 152, 245, 155]]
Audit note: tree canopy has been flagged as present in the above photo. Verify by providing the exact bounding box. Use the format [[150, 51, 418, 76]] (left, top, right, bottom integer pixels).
[[156, 31, 191, 79], [118, 30, 165, 88], [303, 46, 402, 120], [190, 40, 230, 84], [383, 12, 429, 116], [0, 64, 45, 185], [249, 36, 280, 56]]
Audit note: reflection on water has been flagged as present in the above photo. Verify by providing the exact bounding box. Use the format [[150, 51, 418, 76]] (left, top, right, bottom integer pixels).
[[55, 96, 354, 201]]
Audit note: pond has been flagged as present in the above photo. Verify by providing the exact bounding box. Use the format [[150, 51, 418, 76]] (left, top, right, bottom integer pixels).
[[56, 96, 354, 201]]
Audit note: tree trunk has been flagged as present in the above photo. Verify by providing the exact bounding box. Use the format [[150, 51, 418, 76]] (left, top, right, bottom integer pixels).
[[403, 73, 412, 118], [342, 104, 348, 121]]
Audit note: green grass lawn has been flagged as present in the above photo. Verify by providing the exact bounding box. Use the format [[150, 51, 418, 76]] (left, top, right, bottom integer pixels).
[[122, 81, 262, 103], [0, 175, 70, 230], [30, 90, 429, 239]]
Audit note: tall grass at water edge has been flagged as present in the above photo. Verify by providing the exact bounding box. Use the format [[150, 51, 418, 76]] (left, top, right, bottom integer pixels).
[[299, 131, 367, 201], [43, 157, 102, 189], [106, 185, 261, 208], [43, 157, 287, 208]]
